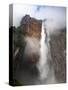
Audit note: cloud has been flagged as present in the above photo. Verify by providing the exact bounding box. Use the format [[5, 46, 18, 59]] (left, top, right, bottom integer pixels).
[[35, 6, 66, 35], [13, 4, 37, 27], [13, 4, 66, 29]]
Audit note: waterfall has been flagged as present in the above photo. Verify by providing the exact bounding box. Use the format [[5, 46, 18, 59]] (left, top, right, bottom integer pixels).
[[36, 21, 57, 84], [37, 21, 49, 81]]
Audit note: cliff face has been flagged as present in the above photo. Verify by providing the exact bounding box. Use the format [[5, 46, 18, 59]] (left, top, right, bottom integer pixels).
[[20, 15, 42, 39], [13, 15, 66, 85], [14, 15, 42, 70], [19, 15, 42, 64], [50, 30, 66, 83]]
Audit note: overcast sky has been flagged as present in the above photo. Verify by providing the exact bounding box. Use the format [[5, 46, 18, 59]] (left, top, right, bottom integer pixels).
[[12, 4, 66, 28]]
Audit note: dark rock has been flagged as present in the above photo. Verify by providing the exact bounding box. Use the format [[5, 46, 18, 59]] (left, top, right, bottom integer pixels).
[[50, 30, 66, 83], [20, 15, 42, 39]]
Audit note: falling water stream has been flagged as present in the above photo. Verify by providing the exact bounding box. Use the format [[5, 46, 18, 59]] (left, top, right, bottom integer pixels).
[[37, 21, 49, 82], [37, 21, 57, 84]]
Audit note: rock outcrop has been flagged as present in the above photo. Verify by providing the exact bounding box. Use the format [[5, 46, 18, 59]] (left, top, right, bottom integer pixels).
[[20, 15, 42, 39]]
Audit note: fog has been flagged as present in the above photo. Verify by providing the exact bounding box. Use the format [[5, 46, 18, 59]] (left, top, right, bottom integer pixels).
[[24, 36, 40, 57]]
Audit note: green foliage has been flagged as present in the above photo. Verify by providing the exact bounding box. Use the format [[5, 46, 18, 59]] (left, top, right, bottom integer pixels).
[[13, 26, 26, 53]]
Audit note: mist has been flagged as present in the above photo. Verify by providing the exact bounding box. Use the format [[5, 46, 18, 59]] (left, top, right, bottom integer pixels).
[[24, 37, 40, 57]]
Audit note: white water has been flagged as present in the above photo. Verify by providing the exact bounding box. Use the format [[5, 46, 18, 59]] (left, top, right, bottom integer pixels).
[[37, 22, 49, 81], [37, 21, 57, 84]]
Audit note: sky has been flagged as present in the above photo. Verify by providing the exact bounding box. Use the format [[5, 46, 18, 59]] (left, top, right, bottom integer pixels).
[[11, 4, 66, 28]]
